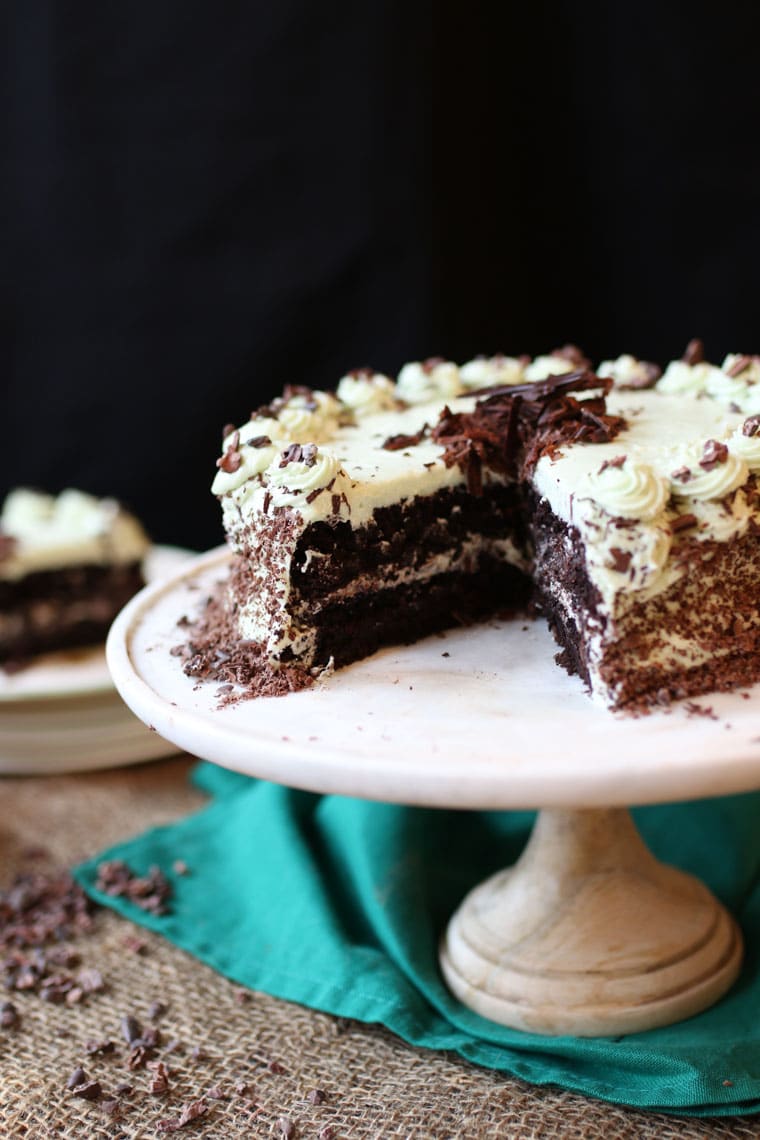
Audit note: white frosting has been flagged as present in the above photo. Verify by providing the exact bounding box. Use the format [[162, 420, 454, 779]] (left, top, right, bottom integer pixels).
[[523, 354, 577, 381], [460, 355, 526, 388], [265, 446, 344, 502], [596, 354, 656, 388], [396, 360, 463, 403], [656, 359, 723, 397], [336, 372, 397, 415], [0, 489, 149, 580], [728, 424, 760, 473], [578, 460, 669, 520], [668, 443, 748, 501], [211, 438, 279, 496]]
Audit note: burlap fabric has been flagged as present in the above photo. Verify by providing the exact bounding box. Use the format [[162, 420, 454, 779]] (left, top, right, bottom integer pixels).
[[1, 757, 758, 1140]]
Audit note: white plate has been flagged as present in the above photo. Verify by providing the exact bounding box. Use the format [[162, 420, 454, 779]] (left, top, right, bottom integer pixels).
[[0, 546, 196, 773], [106, 547, 760, 810]]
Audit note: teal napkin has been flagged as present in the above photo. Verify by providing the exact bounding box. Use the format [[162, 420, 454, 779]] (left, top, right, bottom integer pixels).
[[75, 763, 760, 1116]]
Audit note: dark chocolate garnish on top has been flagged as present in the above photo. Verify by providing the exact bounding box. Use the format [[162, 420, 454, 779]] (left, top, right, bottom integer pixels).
[[726, 354, 753, 378], [700, 439, 729, 470], [216, 431, 242, 474], [382, 425, 429, 451], [682, 338, 705, 365], [743, 415, 760, 437], [279, 443, 318, 468], [432, 370, 626, 490], [598, 455, 627, 475]]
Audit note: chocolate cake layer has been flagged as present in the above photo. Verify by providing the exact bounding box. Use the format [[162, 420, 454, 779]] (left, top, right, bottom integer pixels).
[[0, 562, 145, 663]]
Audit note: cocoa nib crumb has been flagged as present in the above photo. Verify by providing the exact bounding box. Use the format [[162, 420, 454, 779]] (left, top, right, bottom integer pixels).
[[120, 1013, 143, 1045], [0, 1002, 20, 1029], [95, 860, 172, 915], [598, 454, 626, 475], [671, 465, 692, 483], [147, 1060, 171, 1095], [682, 337, 705, 365], [279, 442, 318, 467], [216, 431, 242, 473], [0, 869, 94, 950], [278, 1117, 297, 1139], [700, 439, 728, 469], [684, 701, 719, 721], [726, 355, 753, 378], [306, 1088, 327, 1105], [157, 1098, 210, 1131]]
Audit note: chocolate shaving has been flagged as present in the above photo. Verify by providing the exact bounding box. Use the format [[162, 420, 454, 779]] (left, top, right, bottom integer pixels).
[[247, 435, 272, 449], [608, 547, 632, 573], [598, 455, 627, 475], [671, 513, 698, 533], [433, 370, 625, 487], [700, 439, 729, 470], [682, 338, 705, 365], [671, 466, 692, 484], [743, 416, 760, 438], [382, 425, 428, 451]]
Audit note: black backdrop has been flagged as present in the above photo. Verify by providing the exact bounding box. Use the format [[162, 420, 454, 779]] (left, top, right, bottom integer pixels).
[[4, 3, 760, 549]]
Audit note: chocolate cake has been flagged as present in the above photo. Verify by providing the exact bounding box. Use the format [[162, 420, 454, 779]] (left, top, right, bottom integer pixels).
[[0, 489, 150, 666], [180, 341, 760, 711]]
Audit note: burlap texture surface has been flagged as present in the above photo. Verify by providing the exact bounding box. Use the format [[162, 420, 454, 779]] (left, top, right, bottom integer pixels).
[[0, 755, 758, 1140]]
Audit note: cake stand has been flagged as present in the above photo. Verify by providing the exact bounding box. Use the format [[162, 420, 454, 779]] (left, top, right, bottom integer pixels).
[[107, 547, 760, 1037]]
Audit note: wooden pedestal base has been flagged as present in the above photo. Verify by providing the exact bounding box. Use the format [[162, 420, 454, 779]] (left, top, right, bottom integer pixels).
[[440, 808, 742, 1036]]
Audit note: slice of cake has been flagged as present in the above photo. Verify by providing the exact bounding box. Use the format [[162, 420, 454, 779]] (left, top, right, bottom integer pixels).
[[179, 342, 760, 712], [0, 488, 150, 666]]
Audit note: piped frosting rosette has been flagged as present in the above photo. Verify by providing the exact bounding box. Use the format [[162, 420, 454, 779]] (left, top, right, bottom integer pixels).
[[460, 355, 526, 388], [575, 459, 672, 594], [656, 359, 723, 397], [212, 431, 280, 496], [727, 418, 760, 473], [336, 370, 398, 415], [596, 354, 660, 389], [396, 359, 463, 404], [581, 457, 669, 520], [270, 391, 343, 442], [668, 440, 749, 501], [265, 444, 350, 515]]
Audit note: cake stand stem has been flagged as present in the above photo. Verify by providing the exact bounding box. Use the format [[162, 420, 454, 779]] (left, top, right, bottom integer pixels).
[[440, 806, 743, 1036]]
